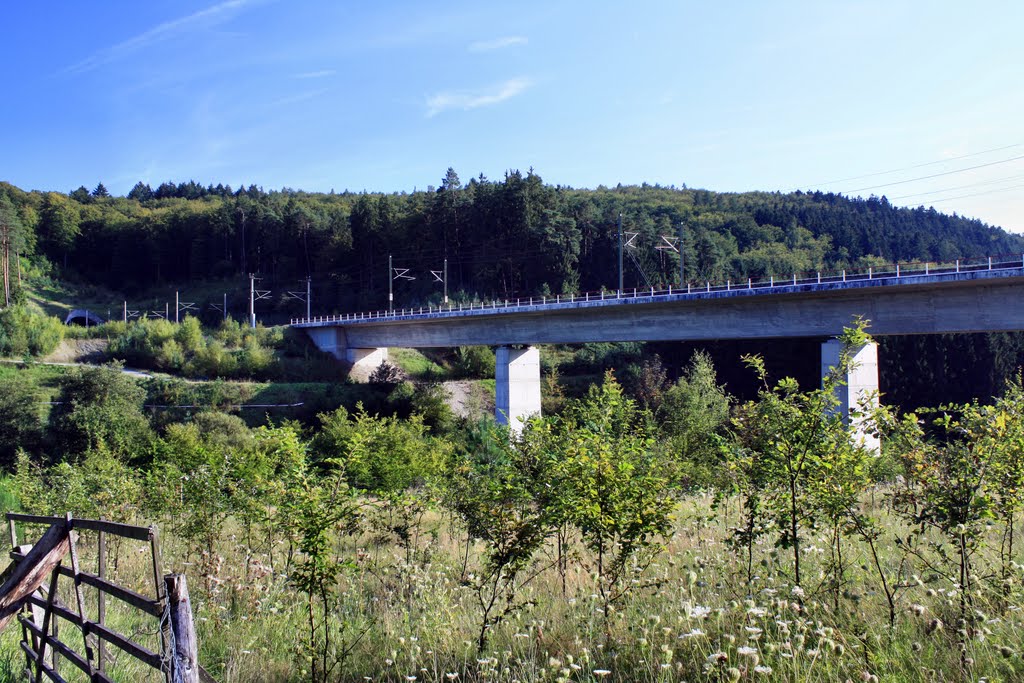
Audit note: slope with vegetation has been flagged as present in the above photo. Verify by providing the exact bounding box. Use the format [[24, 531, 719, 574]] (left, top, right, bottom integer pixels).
[[3, 172, 1023, 409]]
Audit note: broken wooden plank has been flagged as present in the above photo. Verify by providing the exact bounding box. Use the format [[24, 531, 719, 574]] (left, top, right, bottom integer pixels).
[[0, 524, 72, 632]]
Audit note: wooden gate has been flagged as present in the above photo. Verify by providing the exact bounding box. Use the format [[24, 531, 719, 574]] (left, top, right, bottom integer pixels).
[[2, 512, 209, 683]]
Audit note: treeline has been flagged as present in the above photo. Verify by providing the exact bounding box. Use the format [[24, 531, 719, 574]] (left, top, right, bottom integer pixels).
[[3, 170, 1021, 308]]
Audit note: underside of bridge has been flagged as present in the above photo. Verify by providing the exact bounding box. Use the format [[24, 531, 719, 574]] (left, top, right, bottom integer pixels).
[[300, 268, 1024, 444]]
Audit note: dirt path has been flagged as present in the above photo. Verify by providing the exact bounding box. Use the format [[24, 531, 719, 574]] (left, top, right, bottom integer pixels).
[[442, 380, 493, 418], [43, 339, 109, 364]]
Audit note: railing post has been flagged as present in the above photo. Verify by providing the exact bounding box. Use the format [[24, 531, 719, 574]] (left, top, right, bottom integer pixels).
[[842, 270, 846, 282], [868, 267, 872, 279], [956, 259, 960, 272], [817, 271, 821, 284], [747, 278, 751, 289], [989, 256, 993, 270], [896, 263, 900, 277], [925, 263, 929, 275], [792, 273, 797, 286], [770, 276, 773, 287]]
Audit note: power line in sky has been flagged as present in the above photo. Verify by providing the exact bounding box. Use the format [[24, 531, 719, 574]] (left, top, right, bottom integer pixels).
[[808, 142, 1024, 187], [889, 173, 1024, 200], [845, 153, 1024, 194], [925, 183, 1024, 205]]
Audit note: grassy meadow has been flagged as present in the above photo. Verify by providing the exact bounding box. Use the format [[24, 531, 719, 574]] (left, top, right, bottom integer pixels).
[[2, 491, 1021, 683]]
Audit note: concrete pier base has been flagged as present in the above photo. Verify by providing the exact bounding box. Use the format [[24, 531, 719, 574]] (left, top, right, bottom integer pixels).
[[346, 347, 389, 382], [821, 340, 880, 452], [495, 346, 542, 433]]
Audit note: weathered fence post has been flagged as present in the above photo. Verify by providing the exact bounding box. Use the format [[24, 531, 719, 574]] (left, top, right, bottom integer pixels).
[[165, 574, 199, 683]]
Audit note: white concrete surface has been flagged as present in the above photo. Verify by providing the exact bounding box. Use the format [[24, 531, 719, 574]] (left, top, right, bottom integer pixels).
[[346, 347, 389, 382], [821, 340, 880, 453], [495, 346, 542, 433]]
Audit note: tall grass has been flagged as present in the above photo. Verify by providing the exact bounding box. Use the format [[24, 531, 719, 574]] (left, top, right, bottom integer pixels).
[[2, 492, 1019, 682]]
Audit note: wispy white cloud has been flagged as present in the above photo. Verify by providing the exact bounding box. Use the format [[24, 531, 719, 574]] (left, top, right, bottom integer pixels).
[[426, 77, 532, 117], [468, 36, 528, 52], [269, 88, 331, 108], [294, 69, 336, 79], [64, 0, 255, 74]]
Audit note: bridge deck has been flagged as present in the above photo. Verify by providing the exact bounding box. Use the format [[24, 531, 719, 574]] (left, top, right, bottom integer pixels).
[[292, 255, 1024, 342]]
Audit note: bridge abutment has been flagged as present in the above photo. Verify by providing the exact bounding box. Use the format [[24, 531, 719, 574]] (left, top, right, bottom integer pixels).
[[346, 347, 389, 382], [495, 346, 541, 433], [821, 339, 880, 452]]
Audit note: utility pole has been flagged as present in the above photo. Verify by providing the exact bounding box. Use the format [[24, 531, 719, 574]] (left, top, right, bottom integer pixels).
[[388, 254, 394, 312], [165, 302, 169, 321], [618, 213, 623, 294], [175, 291, 179, 323], [123, 301, 127, 323], [679, 221, 685, 285], [223, 293, 227, 320], [444, 257, 448, 304], [306, 276, 311, 320], [249, 274, 256, 328]]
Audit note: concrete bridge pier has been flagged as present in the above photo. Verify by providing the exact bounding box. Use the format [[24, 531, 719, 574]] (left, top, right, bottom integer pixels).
[[304, 327, 389, 381], [821, 339, 880, 452], [495, 346, 542, 433]]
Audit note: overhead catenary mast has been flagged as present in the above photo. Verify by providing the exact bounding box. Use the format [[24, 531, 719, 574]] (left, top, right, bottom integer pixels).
[[618, 213, 623, 294]]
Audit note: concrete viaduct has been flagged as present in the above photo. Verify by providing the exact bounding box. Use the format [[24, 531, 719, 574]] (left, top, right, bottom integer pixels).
[[294, 257, 1024, 439]]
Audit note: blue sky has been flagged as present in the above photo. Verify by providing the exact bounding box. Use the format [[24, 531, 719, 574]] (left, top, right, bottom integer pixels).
[[3, 1, 1023, 232]]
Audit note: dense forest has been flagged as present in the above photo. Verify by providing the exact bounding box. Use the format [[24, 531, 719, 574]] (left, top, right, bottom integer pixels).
[[1, 169, 1023, 407], [3, 170, 1022, 306]]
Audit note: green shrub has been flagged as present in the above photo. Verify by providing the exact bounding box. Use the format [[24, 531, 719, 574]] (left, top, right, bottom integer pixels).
[[0, 307, 64, 357], [215, 317, 245, 348], [237, 335, 273, 378], [175, 316, 205, 353], [453, 345, 495, 379]]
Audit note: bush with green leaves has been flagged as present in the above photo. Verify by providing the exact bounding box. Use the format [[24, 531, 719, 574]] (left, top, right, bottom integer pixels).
[[725, 323, 876, 594], [14, 446, 143, 521], [312, 405, 442, 494], [453, 345, 496, 379], [108, 316, 280, 379], [545, 371, 678, 639], [0, 306, 63, 357], [657, 350, 731, 488], [0, 373, 44, 470], [443, 421, 559, 654], [887, 385, 1024, 670], [276, 464, 363, 682], [48, 362, 153, 462]]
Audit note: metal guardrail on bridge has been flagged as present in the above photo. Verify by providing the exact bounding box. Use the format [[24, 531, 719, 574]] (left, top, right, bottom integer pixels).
[[291, 254, 1024, 327]]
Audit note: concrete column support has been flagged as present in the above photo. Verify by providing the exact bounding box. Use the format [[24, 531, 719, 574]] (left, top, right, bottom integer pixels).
[[303, 327, 347, 360], [821, 339, 880, 452], [495, 346, 542, 433], [346, 347, 389, 382]]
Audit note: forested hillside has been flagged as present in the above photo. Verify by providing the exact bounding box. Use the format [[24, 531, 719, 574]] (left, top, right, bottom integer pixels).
[[2, 169, 1021, 310], [2, 170, 1023, 407]]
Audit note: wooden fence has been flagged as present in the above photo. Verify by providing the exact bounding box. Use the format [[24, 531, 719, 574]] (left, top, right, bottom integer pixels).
[[2, 513, 211, 683]]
